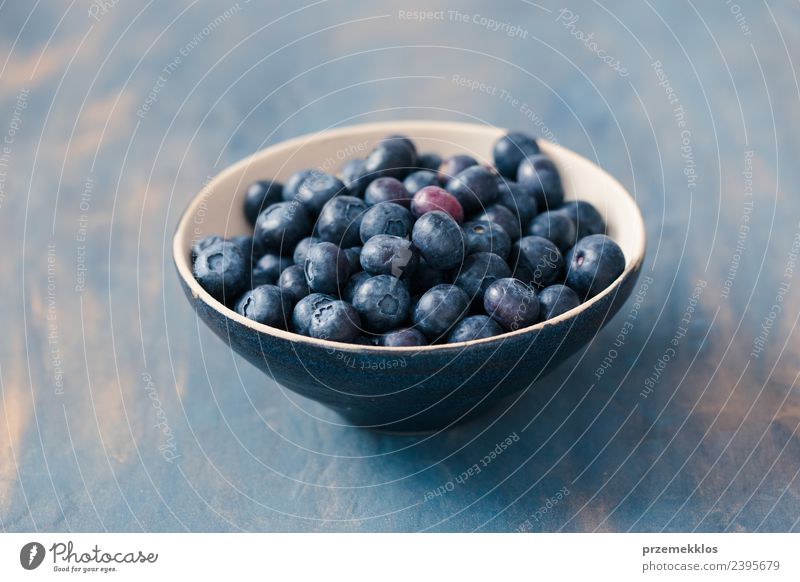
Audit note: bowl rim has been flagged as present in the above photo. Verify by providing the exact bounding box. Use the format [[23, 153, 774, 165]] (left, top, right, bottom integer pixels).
[[173, 120, 646, 352]]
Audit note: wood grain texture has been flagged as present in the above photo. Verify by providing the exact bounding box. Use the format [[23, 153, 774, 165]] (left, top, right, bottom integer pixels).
[[0, 0, 798, 532]]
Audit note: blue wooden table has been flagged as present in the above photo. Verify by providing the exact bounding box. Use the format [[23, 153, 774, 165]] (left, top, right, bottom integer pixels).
[[1, 0, 799, 532]]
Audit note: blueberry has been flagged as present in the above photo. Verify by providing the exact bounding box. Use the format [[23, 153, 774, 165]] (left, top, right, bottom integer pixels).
[[537, 284, 580, 321], [344, 246, 362, 275], [381, 134, 416, 156], [474, 203, 522, 241], [409, 257, 452, 296], [496, 179, 538, 226], [446, 165, 499, 214], [339, 158, 368, 197], [293, 236, 321, 264], [296, 172, 346, 215], [304, 242, 350, 295], [191, 234, 223, 263], [412, 284, 470, 340], [292, 293, 334, 335], [404, 170, 440, 195], [512, 235, 564, 288], [380, 327, 428, 347], [439, 154, 477, 181], [353, 335, 377, 346], [559, 200, 606, 239], [193, 241, 248, 304], [316, 196, 367, 248], [352, 274, 410, 332], [251, 253, 293, 286], [308, 300, 361, 342], [359, 202, 414, 243], [517, 154, 564, 211], [483, 278, 540, 331], [283, 169, 315, 201], [342, 270, 370, 303], [527, 211, 577, 252], [229, 235, 263, 268], [463, 220, 511, 259], [455, 252, 512, 306], [244, 180, 283, 226], [235, 285, 292, 329], [411, 211, 466, 271], [447, 315, 504, 343], [565, 234, 625, 298], [278, 264, 310, 302], [363, 141, 416, 181], [339, 158, 364, 182], [364, 177, 411, 207], [254, 201, 312, 254], [411, 185, 464, 223], [360, 234, 418, 279], [493, 132, 540, 178], [416, 152, 442, 172]]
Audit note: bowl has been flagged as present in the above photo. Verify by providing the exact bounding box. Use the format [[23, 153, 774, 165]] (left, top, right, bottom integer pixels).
[[173, 121, 646, 431]]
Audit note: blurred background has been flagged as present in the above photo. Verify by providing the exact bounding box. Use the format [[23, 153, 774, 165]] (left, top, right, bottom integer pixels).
[[1, 0, 799, 532]]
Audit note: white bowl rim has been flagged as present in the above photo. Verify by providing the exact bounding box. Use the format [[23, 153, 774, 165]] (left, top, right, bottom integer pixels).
[[173, 120, 646, 352]]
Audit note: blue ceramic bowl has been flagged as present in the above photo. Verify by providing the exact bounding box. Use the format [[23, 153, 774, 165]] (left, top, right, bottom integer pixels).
[[173, 121, 646, 431]]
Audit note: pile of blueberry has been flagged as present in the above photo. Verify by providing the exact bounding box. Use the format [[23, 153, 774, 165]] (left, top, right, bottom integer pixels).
[[191, 130, 626, 346]]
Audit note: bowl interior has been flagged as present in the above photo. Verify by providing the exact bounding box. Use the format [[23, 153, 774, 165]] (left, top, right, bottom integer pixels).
[[174, 120, 645, 348]]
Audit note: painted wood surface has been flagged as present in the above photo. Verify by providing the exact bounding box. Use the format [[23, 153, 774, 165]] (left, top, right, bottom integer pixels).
[[0, 0, 798, 532]]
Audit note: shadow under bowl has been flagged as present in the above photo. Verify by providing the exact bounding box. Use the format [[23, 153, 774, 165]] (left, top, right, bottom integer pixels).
[[173, 121, 646, 432]]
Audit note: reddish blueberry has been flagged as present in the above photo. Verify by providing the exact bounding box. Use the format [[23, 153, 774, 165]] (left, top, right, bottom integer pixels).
[[411, 185, 464, 223]]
